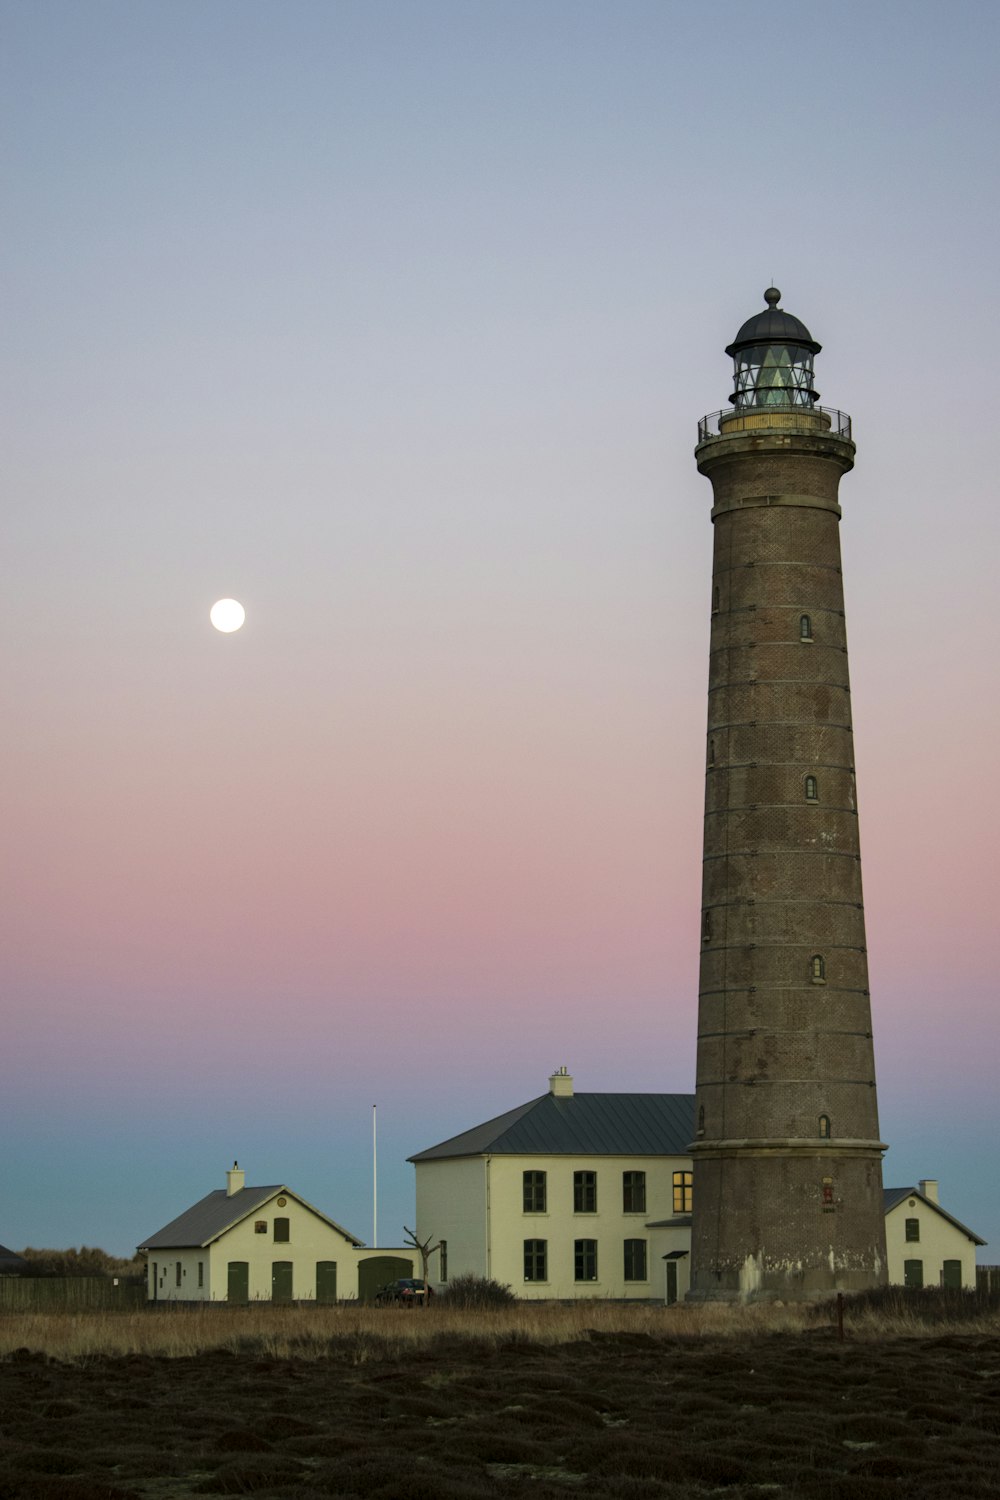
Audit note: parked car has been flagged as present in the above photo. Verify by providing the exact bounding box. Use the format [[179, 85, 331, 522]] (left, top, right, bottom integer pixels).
[[374, 1277, 433, 1306]]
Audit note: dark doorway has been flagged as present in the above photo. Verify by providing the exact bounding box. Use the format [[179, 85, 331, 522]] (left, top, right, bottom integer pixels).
[[316, 1261, 338, 1303], [227, 1261, 249, 1304], [357, 1255, 413, 1303], [272, 1261, 293, 1303]]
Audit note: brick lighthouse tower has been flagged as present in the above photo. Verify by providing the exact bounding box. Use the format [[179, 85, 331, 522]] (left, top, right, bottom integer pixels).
[[689, 290, 887, 1300]]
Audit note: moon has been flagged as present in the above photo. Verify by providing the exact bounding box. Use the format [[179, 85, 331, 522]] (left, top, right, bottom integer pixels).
[[210, 598, 246, 633]]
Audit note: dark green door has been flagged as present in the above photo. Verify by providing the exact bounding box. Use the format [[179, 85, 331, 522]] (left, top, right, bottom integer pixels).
[[227, 1262, 249, 1303], [942, 1260, 962, 1289], [316, 1261, 338, 1304], [904, 1259, 924, 1288], [272, 1261, 293, 1303], [358, 1255, 413, 1303], [666, 1261, 678, 1306]]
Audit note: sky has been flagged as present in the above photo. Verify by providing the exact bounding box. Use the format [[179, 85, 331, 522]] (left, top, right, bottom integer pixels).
[[2, 0, 998, 1262]]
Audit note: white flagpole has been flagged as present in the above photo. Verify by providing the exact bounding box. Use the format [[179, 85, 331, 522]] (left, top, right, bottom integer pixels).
[[372, 1104, 378, 1248]]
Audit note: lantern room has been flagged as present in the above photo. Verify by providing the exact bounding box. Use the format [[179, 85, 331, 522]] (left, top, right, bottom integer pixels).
[[726, 287, 821, 409]]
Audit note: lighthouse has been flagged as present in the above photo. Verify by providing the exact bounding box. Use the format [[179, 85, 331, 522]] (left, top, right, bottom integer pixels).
[[689, 290, 887, 1300]]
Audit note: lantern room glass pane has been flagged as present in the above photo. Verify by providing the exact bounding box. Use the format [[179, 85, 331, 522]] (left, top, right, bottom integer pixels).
[[733, 343, 816, 409]]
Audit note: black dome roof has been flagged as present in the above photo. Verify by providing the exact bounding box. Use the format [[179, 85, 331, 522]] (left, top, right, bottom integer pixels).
[[725, 288, 821, 357]]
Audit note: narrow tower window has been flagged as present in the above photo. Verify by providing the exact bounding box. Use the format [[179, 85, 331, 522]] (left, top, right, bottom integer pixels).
[[810, 954, 826, 983], [712, 585, 720, 614], [799, 614, 813, 641], [804, 775, 818, 801], [702, 910, 712, 944], [698, 1105, 705, 1137], [818, 1115, 831, 1139], [708, 738, 715, 768]]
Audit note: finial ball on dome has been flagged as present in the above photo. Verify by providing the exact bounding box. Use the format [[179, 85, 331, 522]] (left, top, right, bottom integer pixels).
[[763, 287, 781, 308]]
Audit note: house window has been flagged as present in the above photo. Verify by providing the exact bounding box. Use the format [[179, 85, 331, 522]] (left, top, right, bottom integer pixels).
[[623, 1171, 646, 1213], [904, 1259, 924, 1289], [273, 1217, 290, 1243], [574, 1239, 598, 1282], [175, 1261, 182, 1288], [438, 1240, 448, 1282], [197, 1262, 204, 1288], [524, 1239, 547, 1282], [811, 954, 826, 983], [818, 1115, 831, 1138], [799, 614, 813, 641], [805, 775, 818, 801], [905, 1218, 920, 1242], [523, 1170, 547, 1213], [942, 1260, 962, 1289], [624, 1239, 647, 1281], [573, 1171, 597, 1213], [672, 1171, 693, 1215], [254, 1221, 267, 1234]]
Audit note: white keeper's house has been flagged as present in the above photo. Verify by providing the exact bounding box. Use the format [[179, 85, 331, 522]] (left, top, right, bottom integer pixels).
[[137, 1164, 414, 1303], [410, 1071, 985, 1302], [410, 1069, 696, 1304]]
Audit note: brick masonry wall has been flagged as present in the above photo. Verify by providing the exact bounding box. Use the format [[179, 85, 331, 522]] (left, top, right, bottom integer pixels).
[[689, 422, 886, 1299]]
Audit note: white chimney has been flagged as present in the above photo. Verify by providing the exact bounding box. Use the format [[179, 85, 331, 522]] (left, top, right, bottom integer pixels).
[[918, 1179, 939, 1203], [549, 1067, 573, 1098], [226, 1161, 245, 1196]]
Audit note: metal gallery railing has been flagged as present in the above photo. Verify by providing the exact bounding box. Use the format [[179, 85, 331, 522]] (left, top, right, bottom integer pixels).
[[697, 406, 852, 442]]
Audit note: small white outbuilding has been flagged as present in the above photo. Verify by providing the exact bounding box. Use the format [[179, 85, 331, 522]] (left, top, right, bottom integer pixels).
[[138, 1164, 414, 1303], [883, 1180, 985, 1290]]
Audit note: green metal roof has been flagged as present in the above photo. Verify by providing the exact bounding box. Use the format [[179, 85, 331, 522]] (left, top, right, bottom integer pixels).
[[409, 1092, 695, 1162]]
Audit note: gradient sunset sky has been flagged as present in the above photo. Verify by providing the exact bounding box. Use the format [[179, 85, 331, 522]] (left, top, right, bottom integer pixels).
[[3, 0, 998, 1260]]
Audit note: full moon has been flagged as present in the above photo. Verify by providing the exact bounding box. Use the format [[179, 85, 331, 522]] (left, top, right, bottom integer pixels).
[[210, 598, 246, 633]]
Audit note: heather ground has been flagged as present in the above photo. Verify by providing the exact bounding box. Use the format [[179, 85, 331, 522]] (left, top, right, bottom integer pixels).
[[1, 1305, 998, 1499]]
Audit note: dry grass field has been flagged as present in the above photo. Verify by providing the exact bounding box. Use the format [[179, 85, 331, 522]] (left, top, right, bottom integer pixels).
[[1, 1298, 999, 1499]]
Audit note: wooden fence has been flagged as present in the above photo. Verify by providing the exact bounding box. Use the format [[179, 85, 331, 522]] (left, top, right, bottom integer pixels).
[[0, 1277, 146, 1311], [976, 1265, 1000, 1295]]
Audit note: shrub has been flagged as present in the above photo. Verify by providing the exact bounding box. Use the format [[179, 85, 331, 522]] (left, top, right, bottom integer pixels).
[[18, 1246, 145, 1280], [820, 1284, 1000, 1326], [439, 1275, 516, 1310]]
